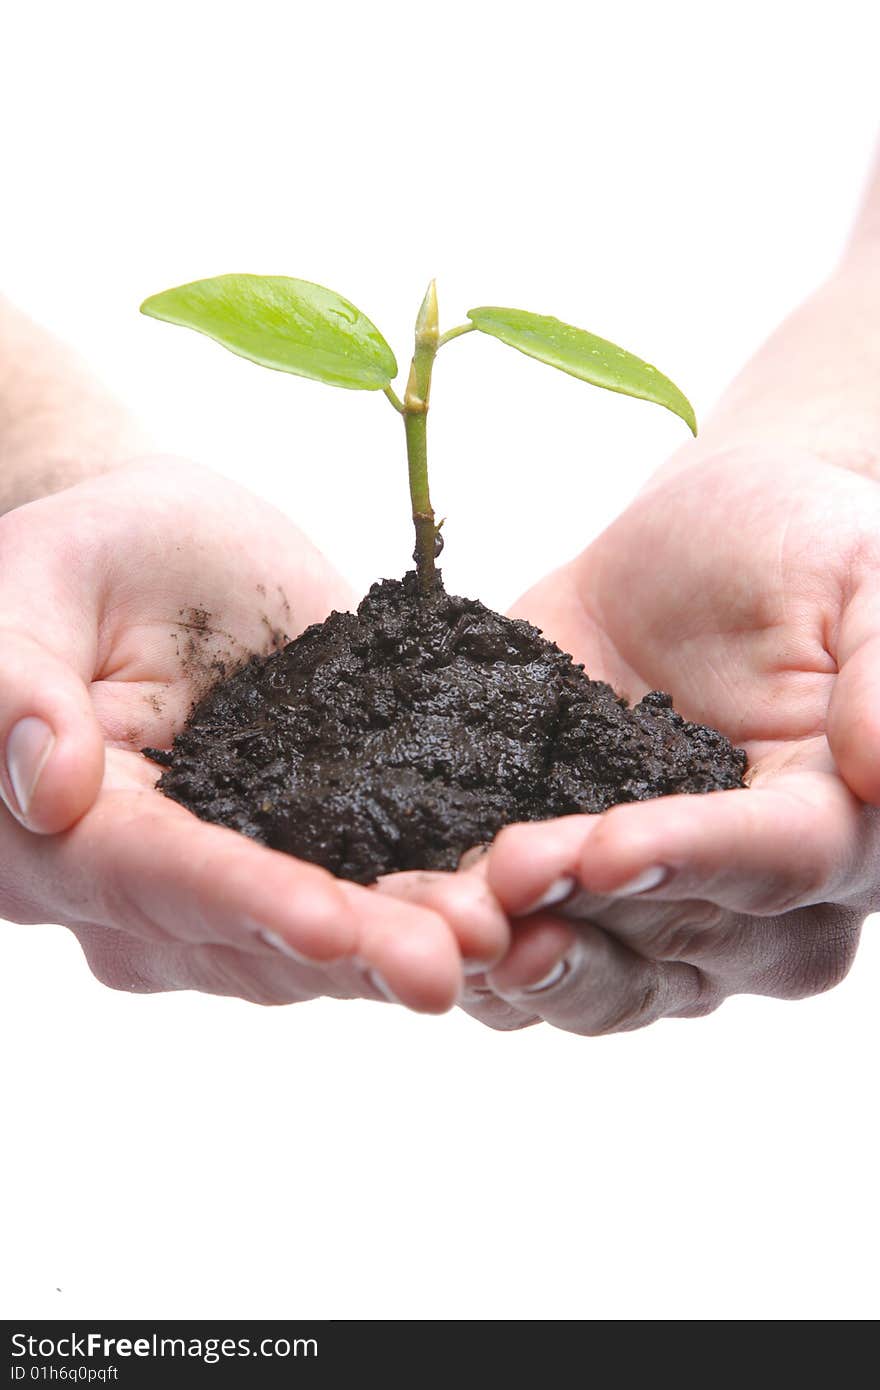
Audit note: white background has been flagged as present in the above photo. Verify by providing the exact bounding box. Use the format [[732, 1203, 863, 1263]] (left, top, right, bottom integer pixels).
[[1, 0, 878, 1321]]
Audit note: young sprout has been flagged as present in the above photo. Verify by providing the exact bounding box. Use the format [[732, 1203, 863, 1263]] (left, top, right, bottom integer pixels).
[[140, 276, 697, 591]]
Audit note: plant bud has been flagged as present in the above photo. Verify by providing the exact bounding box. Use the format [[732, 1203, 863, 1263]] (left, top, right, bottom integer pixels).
[[415, 278, 439, 349]]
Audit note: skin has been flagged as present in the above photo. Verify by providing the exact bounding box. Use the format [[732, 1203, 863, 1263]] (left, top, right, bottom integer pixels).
[[379, 147, 880, 1032], [0, 302, 509, 1013]]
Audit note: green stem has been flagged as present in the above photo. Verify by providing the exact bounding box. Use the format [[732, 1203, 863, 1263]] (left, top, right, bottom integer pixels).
[[404, 408, 436, 589], [437, 322, 476, 349], [383, 384, 406, 413], [402, 280, 441, 592]]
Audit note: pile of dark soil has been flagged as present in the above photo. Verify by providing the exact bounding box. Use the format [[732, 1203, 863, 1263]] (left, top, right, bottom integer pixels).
[[145, 573, 747, 883]]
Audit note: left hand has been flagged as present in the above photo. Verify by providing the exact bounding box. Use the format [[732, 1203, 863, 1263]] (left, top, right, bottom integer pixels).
[[380, 447, 880, 1032], [0, 458, 509, 1012]]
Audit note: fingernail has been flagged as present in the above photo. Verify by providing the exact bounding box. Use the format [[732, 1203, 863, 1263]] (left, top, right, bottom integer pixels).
[[612, 866, 668, 896], [253, 926, 319, 966], [366, 969, 399, 1004], [520, 875, 576, 915], [522, 958, 569, 994], [458, 843, 490, 870], [5, 717, 55, 820], [463, 958, 493, 977], [462, 982, 494, 1000]]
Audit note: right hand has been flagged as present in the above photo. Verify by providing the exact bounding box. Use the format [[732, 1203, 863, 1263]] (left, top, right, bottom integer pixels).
[[381, 445, 880, 1031], [0, 458, 509, 1012]]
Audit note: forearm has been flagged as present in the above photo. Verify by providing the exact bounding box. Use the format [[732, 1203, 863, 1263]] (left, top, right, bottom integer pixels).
[[0, 298, 150, 515], [653, 145, 880, 483]]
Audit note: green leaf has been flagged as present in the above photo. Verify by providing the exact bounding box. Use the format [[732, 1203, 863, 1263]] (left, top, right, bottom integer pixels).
[[466, 306, 697, 435], [140, 274, 397, 390]]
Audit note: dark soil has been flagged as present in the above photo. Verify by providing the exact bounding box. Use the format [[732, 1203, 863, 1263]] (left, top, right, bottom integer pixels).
[[145, 572, 747, 884]]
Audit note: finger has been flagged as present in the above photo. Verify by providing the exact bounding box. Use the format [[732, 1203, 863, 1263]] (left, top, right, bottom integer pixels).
[[373, 867, 510, 971], [69, 922, 314, 1002], [456, 916, 575, 1028], [340, 882, 461, 1014], [453, 872, 572, 1028], [573, 897, 863, 1000], [0, 629, 104, 833], [487, 915, 577, 987], [457, 979, 542, 1032], [69, 921, 419, 1009], [485, 817, 595, 916], [22, 784, 359, 963], [488, 771, 864, 920], [488, 915, 709, 1036], [457, 844, 490, 871]]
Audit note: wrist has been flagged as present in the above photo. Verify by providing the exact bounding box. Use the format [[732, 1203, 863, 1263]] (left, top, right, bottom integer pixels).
[[648, 263, 880, 490], [843, 145, 880, 274], [0, 298, 151, 514]]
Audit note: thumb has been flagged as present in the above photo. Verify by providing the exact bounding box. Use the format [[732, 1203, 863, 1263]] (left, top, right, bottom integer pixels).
[[827, 586, 880, 805], [0, 629, 104, 833]]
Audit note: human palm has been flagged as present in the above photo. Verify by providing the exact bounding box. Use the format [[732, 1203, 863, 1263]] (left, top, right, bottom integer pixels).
[[521, 447, 854, 760]]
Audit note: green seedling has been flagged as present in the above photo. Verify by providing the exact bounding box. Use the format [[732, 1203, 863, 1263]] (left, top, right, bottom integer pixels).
[[140, 276, 697, 591]]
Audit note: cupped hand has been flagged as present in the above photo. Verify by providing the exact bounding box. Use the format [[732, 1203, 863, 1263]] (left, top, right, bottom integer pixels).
[[0, 459, 508, 1011], [383, 448, 880, 1031]]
